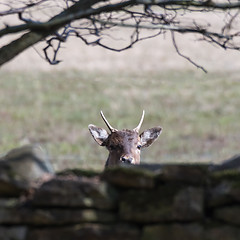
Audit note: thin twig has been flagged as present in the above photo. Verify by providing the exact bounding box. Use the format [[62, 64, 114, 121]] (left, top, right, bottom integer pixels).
[[171, 31, 207, 73]]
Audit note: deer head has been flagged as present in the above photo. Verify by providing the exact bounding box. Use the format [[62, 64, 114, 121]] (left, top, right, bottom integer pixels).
[[88, 111, 162, 167]]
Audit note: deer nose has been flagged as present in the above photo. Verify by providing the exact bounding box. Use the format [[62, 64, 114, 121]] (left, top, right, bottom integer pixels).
[[121, 156, 133, 164]]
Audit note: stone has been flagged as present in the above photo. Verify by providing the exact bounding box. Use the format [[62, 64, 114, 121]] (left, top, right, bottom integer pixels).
[[0, 226, 27, 240], [142, 223, 204, 240], [0, 181, 23, 197], [210, 154, 240, 171], [120, 185, 204, 222], [210, 168, 240, 183], [0, 208, 115, 225], [2, 144, 54, 176], [0, 145, 55, 196], [0, 198, 19, 208], [156, 164, 209, 185], [27, 224, 140, 240], [32, 176, 117, 209], [208, 180, 240, 207], [213, 206, 240, 226], [101, 166, 155, 188], [2, 162, 240, 240], [57, 168, 100, 178], [206, 225, 240, 240]]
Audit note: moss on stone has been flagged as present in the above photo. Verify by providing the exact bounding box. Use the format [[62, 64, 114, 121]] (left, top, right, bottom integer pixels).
[[101, 166, 156, 188], [57, 168, 100, 178], [104, 165, 155, 178], [211, 169, 240, 183]]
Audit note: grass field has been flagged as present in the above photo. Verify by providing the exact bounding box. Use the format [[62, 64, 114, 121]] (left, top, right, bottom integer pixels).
[[0, 69, 239, 171]]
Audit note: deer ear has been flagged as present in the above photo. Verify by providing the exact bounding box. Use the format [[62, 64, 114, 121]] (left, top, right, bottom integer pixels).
[[88, 124, 109, 146], [140, 126, 162, 148]]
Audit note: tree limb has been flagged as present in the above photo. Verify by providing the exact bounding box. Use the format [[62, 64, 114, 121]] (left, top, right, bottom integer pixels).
[[0, 31, 47, 66], [1, 0, 240, 69], [0, 0, 47, 16], [0, 0, 107, 66], [171, 31, 207, 73], [137, 0, 240, 9]]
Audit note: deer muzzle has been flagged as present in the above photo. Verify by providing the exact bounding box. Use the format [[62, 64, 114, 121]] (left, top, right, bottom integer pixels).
[[120, 155, 134, 164]]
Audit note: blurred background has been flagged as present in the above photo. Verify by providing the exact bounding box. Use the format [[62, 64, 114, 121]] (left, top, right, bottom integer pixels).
[[1, 26, 240, 171]]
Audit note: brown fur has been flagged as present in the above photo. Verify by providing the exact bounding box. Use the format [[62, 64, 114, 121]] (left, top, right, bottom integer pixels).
[[104, 130, 141, 167], [88, 115, 162, 168]]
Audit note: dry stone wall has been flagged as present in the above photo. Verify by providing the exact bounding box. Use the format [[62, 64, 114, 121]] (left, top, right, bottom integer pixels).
[[0, 146, 240, 240]]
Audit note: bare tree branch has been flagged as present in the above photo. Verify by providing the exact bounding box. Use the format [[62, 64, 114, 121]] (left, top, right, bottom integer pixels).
[[0, 0, 107, 65], [0, 0, 47, 16], [171, 31, 207, 73], [1, 0, 240, 70], [137, 0, 240, 9]]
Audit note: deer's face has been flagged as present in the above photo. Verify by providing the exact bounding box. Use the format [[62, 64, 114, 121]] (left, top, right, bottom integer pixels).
[[104, 130, 141, 166], [88, 111, 162, 167]]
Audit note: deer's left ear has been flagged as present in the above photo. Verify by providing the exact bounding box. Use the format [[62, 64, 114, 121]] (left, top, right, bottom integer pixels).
[[88, 124, 109, 146], [140, 126, 162, 148]]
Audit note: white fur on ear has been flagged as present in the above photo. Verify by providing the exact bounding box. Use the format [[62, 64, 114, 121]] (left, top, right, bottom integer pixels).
[[140, 126, 162, 148], [88, 124, 109, 146]]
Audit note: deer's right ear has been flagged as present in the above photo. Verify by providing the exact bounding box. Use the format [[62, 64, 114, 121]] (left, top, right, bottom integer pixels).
[[88, 124, 109, 146]]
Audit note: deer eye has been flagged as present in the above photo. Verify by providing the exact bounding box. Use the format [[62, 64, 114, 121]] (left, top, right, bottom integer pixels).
[[137, 145, 142, 150]]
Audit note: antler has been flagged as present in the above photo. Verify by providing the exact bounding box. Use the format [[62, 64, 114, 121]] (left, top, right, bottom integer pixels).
[[133, 110, 145, 132], [100, 111, 118, 132]]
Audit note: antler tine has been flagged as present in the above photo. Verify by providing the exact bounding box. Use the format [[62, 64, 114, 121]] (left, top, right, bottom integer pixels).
[[133, 110, 145, 132], [100, 111, 117, 132]]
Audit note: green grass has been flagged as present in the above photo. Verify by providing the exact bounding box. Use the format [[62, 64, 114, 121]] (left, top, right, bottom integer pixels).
[[0, 70, 239, 171]]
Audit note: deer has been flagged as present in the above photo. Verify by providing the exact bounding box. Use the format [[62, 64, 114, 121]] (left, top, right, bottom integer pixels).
[[88, 111, 162, 167]]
